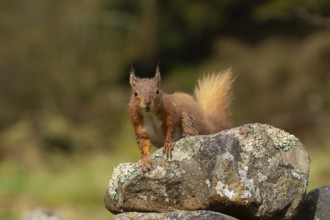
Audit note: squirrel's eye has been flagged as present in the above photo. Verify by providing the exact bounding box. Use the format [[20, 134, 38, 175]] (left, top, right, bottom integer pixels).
[[156, 89, 159, 95], [134, 91, 138, 97]]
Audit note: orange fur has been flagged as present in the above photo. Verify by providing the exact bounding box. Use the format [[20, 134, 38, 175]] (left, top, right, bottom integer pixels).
[[195, 68, 235, 132]]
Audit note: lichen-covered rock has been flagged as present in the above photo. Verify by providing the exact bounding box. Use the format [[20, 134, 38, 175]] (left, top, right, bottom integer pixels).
[[296, 185, 330, 220], [104, 123, 310, 220], [113, 210, 238, 220]]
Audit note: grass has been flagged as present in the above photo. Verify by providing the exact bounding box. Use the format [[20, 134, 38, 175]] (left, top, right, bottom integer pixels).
[[0, 150, 139, 220], [307, 141, 330, 191], [0, 117, 143, 220]]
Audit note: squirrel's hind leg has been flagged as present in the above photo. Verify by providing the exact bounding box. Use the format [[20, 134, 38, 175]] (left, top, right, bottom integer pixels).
[[181, 112, 199, 137]]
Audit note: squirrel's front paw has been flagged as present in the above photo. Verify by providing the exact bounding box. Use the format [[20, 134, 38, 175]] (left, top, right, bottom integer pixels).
[[138, 157, 151, 172], [163, 141, 174, 159]]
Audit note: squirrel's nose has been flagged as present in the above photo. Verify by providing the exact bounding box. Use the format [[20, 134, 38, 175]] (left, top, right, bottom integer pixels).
[[144, 100, 151, 112], [145, 100, 151, 106]]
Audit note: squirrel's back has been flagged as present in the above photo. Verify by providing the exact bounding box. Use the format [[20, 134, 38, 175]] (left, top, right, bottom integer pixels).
[[194, 68, 235, 132], [170, 92, 212, 135]]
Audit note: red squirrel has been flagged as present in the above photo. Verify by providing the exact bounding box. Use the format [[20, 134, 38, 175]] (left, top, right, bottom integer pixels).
[[129, 66, 234, 171]]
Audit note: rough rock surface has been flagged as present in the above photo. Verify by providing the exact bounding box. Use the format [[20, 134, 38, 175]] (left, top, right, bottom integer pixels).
[[105, 123, 310, 220], [113, 210, 238, 220], [296, 185, 330, 220]]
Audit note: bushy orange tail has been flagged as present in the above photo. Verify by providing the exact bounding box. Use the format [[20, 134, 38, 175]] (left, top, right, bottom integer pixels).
[[194, 68, 235, 132]]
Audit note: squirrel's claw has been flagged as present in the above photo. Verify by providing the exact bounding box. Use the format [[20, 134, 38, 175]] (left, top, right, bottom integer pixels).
[[163, 141, 174, 159], [138, 157, 151, 172]]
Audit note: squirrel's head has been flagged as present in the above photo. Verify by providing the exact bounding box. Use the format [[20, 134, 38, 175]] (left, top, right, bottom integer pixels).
[[129, 66, 161, 113]]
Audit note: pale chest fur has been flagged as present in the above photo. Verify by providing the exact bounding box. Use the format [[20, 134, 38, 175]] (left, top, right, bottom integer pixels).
[[142, 112, 164, 148], [142, 112, 182, 148]]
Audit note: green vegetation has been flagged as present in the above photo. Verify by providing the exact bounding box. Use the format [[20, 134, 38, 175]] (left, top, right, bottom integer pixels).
[[0, 0, 329, 219], [0, 153, 132, 219]]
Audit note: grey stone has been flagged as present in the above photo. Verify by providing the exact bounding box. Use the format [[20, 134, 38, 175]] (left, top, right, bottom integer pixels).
[[105, 123, 310, 220], [296, 185, 330, 220], [113, 210, 238, 220]]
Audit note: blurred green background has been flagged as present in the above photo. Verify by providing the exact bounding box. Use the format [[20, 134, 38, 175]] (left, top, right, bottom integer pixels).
[[1, 0, 330, 219]]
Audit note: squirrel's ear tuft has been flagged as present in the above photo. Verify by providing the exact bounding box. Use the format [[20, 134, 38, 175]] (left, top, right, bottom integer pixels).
[[155, 65, 161, 85], [129, 66, 137, 87]]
